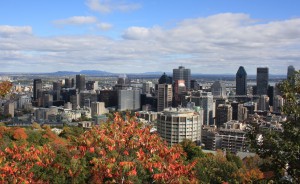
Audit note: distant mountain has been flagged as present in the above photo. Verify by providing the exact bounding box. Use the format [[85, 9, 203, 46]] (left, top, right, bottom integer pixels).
[[48, 70, 113, 76]]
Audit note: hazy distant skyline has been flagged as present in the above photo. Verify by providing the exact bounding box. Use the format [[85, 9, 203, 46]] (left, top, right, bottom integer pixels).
[[0, 0, 299, 74]]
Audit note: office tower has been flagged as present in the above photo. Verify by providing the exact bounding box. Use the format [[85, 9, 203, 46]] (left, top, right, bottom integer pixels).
[[231, 101, 239, 120], [173, 80, 186, 106], [238, 104, 248, 121], [158, 73, 172, 84], [211, 81, 226, 97], [256, 67, 269, 95], [157, 84, 173, 112], [258, 95, 269, 111], [243, 102, 257, 114], [216, 104, 232, 127], [70, 94, 80, 110], [98, 90, 118, 107], [4, 101, 14, 118], [118, 89, 141, 111], [236, 66, 247, 95], [287, 65, 295, 80], [173, 66, 191, 89], [191, 79, 200, 90], [76, 74, 85, 92], [42, 94, 53, 108], [157, 108, 202, 146], [273, 95, 284, 113], [91, 102, 107, 117], [64, 78, 72, 88], [142, 81, 153, 94], [33, 79, 42, 101], [267, 86, 274, 106], [189, 91, 214, 125], [117, 74, 130, 85], [86, 81, 99, 91], [80, 91, 97, 108], [53, 81, 62, 101]]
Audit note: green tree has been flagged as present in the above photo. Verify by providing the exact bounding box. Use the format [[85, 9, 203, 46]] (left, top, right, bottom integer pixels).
[[248, 71, 300, 182], [180, 139, 205, 161]]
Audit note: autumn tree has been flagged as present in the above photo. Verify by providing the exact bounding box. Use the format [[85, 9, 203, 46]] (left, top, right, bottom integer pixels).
[[71, 112, 197, 183], [248, 71, 300, 182], [0, 81, 12, 98]]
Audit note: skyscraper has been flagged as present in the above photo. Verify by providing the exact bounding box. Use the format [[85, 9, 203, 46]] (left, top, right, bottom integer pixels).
[[216, 104, 232, 127], [118, 89, 141, 111], [236, 66, 247, 95], [287, 65, 295, 80], [33, 79, 42, 101], [76, 74, 85, 92], [173, 66, 191, 90], [189, 91, 214, 125], [157, 84, 172, 112], [256, 67, 269, 95]]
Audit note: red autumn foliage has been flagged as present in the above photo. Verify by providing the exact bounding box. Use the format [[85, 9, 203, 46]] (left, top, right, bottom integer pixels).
[[0, 143, 55, 183], [12, 128, 28, 140], [72, 112, 197, 183]]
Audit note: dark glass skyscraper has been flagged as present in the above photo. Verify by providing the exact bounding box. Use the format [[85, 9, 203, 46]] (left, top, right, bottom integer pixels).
[[236, 66, 247, 95], [287, 65, 295, 80], [76, 74, 85, 92], [256, 67, 269, 95], [33, 79, 42, 101], [173, 66, 191, 90]]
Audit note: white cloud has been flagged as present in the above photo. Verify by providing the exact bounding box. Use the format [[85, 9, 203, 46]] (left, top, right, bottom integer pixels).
[[96, 22, 113, 30], [0, 25, 32, 36], [86, 0, 140, 13], [53, 16, 97, 26], [1, 13, 300, 74]]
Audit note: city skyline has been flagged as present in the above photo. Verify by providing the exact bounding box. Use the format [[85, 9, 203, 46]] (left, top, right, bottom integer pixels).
[[0, 0, 300, 74]]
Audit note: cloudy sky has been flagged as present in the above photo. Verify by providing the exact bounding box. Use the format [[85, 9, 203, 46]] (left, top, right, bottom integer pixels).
[[0, 0, 299, 74]]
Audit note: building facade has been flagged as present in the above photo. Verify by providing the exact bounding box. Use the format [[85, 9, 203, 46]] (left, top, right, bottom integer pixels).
[[157, 108, 203, 146], [157, 84, 172, 112], [256, 67, 269, 95], [236, 66, 247, 95], [173, 66, 191, 90]]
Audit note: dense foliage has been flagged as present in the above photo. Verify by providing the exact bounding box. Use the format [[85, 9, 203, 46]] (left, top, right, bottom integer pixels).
[[249, 71, 300, 183], [0, 113, 266, 183]]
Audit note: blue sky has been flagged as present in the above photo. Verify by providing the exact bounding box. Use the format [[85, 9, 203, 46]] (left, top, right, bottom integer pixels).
[[0, 0, 300, 74]]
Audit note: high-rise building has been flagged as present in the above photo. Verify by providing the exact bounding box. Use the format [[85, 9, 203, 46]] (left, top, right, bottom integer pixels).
[[4, 101, 14, 118], [64, 78, 72, 88], [211, 81, 226, 97], [189, 91, 214, 125], [258, 95, 269, 111], [236, 66, 247, 95], [158, 73, 172, 84], [287, 65, 295, 80], [216, 104, 232, 127], [157, 108, 203, 146], [238, 104, 248, 121], [157, 84, 172, 112], [76, 74, 85, 92], [118, 89, 141, 111], [256, 67, 269, 95], [142, 81, 153, 94], [86, 81, 99, 91], [173, 66, 191, 89], [70, 94, 80, 110], [33, 79, 42, 101], [273, 95, 284, 113], [91, 102, 107, 117]]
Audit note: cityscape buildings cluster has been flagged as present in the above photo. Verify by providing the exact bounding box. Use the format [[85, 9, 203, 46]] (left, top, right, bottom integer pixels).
[[0, 65, 296, 153]]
